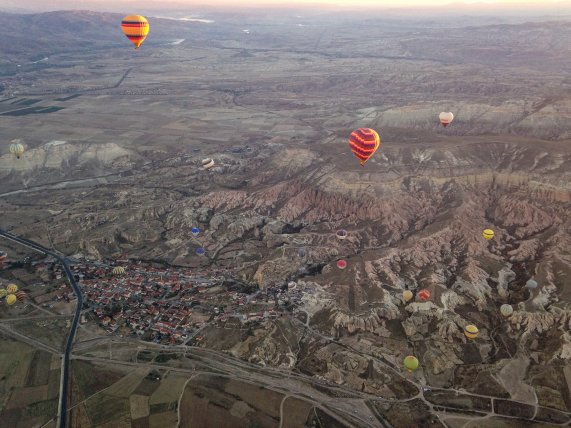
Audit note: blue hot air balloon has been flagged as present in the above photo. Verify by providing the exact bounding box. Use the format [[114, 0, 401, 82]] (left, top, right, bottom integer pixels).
[[191, 227, 200, 236], [298, 248, 306, 258], [196, 247, 206, 256]]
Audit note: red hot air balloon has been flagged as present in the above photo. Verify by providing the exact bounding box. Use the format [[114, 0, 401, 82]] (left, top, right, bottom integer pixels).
[[348, 128, 380, 167], [337, 260, 347, 270], [418, 289, 431, 301]]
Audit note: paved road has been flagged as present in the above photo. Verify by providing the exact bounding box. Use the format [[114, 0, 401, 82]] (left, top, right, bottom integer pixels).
[[0, 229, 83, 428]]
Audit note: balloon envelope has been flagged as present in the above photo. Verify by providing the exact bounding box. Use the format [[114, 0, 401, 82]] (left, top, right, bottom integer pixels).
[[500, 304, 513, 317], [196, 247, 206, 256], [121, 15, 149, 49], [202, 158, 215, 170], [404, 356, 419, 372], [6, 294, 16, 305], [6, 284, 18, 294], [191, 227, 200, 236], [298, 248, 306, 257], [10, 143, 25, 159], [0, 289, 6, 298], [482, 229, 494, 240], [337, 260, 347, 270], [418, 289, 430, 301], [403, 290, 413, 302], [526, 279, 538, 289], [464, 324, 479, 340], [336, 230, 348, 240], [348, 128, 380, 166], [112, 267, 125, 275], [439, 112, 454, 127]]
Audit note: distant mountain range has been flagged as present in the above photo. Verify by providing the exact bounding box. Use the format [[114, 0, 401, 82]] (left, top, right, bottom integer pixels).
[[0, 10, 210, 61]]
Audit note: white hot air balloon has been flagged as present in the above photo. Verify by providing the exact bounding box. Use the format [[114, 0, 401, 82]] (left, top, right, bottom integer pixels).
[[500, 304, 513, 317], [201, 158, 215, 170], [10, 142, 25, 159], [439, 112, 454, 128]]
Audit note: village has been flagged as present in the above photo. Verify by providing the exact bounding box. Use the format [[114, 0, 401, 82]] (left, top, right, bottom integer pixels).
[[26, 257, 307, 345]]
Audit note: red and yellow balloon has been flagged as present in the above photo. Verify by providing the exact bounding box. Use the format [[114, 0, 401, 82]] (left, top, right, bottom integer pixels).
[[348, 128, 380, 167], [121, 15, 149, 49]]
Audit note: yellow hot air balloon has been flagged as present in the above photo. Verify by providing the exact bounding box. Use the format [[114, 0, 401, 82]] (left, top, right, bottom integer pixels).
[[464, 324, 479, 340], [6, 294, 17, 305], [482, 229, 494, 241], [0, 289, 7, 298], [10, 142, 25, 159], [403, 356, 419, 373], [6, 283, 18, 294], [121, 15, 149, 49], [112, 266, 126, 275], [403, 290, 413, 302]]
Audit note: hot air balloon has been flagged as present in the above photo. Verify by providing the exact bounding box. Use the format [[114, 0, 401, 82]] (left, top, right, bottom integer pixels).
[[464, 325, 479, 340], [526, 279, 538, 290], [348, 128, 380, 167], [196, 247, 206, 256], [112, 266, 125, 275], [403, 356, 419, 373], [0, 251, 7, 262], [418, 289, 430, 302], [439, 112, 454, 127], [336, 230, 348, 240], [482, 229, 494, 241], [337, 260, 347, 270], [500, 304, 513, 317], [403, 290, 413, 302], [15, 291, 27, 302], [298, 248, 306, 258], [191, 227, 200, 236], [10, 142, 25, 159], [202, 158, 215, 170], [121, 15, 149, 49], [0, 289, 7, 298], [6, 294, 16, 305], [6, 284, 18, 294]]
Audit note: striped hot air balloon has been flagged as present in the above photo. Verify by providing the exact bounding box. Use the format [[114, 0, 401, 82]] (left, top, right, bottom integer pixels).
[[464, 324, 479, 340], [418, 289, 431, 302], [482, 229, 494, 241], [348, 128, 380, 167], [10, 142, 25, 159], [15, 291, 27, 302], [121, 15, 149, 49]]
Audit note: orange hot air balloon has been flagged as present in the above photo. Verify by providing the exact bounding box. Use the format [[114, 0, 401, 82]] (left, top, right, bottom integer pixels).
[[121, 15, 149, 49], [418, 289, 431, 302], [348, 128, 380, 167]]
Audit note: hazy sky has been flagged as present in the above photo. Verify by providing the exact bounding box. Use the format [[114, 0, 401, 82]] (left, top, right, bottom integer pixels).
[[3, 0, 570, 12], [6, 0, 570, 7]]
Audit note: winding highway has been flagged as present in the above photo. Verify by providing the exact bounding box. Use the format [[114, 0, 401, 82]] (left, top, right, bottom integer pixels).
[[0, 228, 83, 428]]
